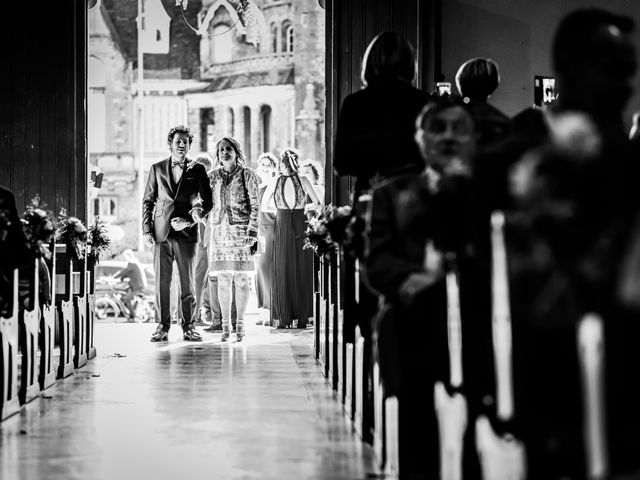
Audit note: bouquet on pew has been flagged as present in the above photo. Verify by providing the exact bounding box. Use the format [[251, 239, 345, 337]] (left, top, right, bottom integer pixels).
[[304, 204, 335, 259], [304, 204, 357, 259], [57, 211, 88, 261], [21, 196, 57, 259], [87, 217, 111, 263]]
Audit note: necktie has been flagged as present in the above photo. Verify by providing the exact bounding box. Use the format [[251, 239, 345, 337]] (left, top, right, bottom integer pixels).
[[172, 160, 184, 184]]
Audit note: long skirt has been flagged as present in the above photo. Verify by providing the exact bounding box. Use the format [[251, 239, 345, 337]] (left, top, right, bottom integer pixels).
[[271, 208, 313, 328], [255, 225, 274, 309]]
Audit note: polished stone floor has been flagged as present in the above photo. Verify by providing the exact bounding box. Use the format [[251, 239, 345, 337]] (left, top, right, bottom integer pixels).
[[0, 308, 379, 480]]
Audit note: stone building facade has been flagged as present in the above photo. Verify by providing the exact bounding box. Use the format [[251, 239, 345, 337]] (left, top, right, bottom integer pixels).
[[185, 0, 325, 168], [88, 0, 325, 255]]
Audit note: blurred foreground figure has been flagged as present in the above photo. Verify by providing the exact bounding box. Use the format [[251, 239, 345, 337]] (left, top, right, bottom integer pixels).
[[503, 8, 640, 479], [366, 96, 486, 479]]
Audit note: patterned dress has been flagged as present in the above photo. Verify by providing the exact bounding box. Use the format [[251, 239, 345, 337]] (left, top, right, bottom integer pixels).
[[208, 165, 260, 274]]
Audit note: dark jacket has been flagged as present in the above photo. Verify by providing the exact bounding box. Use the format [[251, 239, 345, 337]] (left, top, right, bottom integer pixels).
[[365, 171, 493, 478], [365, 173, 432, 300], [0, 185, 33, 314], [114, 262, 146, 292], [142, 158, 213, 243], [334, 78, 430, 193]]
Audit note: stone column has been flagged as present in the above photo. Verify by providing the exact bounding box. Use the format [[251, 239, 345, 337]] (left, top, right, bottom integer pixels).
[[296, 83, 320, 164], [251, 105, 261, 166]]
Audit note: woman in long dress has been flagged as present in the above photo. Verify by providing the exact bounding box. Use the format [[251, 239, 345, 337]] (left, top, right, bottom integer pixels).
[[261, 148, 320, 328], [254, 153, 277, 320], [207, 137, 260, 342]]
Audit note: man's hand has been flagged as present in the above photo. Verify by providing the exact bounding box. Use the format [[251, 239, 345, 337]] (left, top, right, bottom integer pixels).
[[398, 271, 442, 308], [144, 233, 155, 248], [171, 217, 193, 231]]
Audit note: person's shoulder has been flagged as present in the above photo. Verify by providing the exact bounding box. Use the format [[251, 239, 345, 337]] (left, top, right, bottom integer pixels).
[[374, 172, 422, 196], [151, 158, 170, 168], [242, 165, 258, 177], [340, 89, 366, 109], [0, 185, 13, 200], [243, 167, 260, 186], [188, 161, 209, 176]]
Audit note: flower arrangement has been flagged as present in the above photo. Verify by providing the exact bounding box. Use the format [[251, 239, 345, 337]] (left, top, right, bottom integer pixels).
[[57, 210, 88, 261], [304, 205, 333, 259], [21, 196, 57, 259], [87, 217, 111, 263], [304, 204, 356, 259]]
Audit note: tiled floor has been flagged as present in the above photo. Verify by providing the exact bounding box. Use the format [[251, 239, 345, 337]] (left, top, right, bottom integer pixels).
[[0, 308, 380, 480]]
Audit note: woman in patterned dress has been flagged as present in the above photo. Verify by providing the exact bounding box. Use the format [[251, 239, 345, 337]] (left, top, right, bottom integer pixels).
[[207, 137, 260, 342]]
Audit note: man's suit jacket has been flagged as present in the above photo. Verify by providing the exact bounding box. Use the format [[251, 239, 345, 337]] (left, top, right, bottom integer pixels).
[[142, 158, 213, 243]]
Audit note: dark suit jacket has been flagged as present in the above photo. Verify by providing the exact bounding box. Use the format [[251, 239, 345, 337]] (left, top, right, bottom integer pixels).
[[334, 78, 430, 193], [365, 172, 494, 479], [142, 158, 213, 243]]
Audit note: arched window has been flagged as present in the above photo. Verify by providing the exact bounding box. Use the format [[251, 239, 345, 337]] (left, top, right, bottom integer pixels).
[[200, 108, 215, 152], [227, 107, 235, 137], [93, 196, 117, 219], [285, 25, 294, 53], [88, 55, 107, 153], [282, 21, 293, 53], [260, 105, 271, 152], [210, 23, 233, 63], [271, 22, 278, 53], [243, 106, 251, 161]]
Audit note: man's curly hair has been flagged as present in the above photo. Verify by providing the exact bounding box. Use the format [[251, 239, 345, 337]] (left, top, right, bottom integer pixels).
[[167, 125, 194, 147]]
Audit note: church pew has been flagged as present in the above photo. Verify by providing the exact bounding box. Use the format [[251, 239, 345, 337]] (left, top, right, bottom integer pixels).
[[86, 253, 97, 360], [1, 270, 21, 420], [19, 259, 41, 405], [354, 325, 365, 438], [55, 243, 75, 379], [336, 248, 346, 405], [72, 254, 88, 369], [40, 246, 57, 390], [313, 255, 321, 359], [317, 257, 327, 376], [384, 396, 400, 477], [328, 250, 337, 390], [372, 362, 386, 470]]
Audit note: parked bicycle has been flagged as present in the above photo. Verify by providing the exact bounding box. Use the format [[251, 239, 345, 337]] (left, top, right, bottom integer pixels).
[[94, 277, 155, 323]]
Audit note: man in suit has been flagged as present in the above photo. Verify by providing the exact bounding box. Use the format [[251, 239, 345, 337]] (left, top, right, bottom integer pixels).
[[142, 125, 213, 342]]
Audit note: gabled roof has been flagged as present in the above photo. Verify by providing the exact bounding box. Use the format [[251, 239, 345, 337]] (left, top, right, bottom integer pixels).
[[100, 0, 201, 79], [187, 67, 294, 93]]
